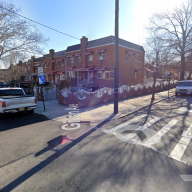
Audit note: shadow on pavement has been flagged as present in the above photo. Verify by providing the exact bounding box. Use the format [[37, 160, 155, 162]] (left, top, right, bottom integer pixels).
[[0, 114, 116, 192], [0, 112, 48, 132]]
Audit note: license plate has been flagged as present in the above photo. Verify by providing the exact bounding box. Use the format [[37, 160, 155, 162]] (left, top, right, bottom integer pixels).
[[19, 108, 25, 111]]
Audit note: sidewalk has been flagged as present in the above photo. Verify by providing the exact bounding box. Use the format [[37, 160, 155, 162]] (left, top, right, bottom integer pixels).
[[35, 89, 175, 124]]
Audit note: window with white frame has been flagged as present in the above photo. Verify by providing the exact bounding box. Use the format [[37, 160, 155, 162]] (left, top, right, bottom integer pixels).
[[55, 62, 57, 67], [99, 52, 105, 60], [45, 75, 48, 82], [69, 71, 75, 78], [70, 57, 74, 63], [78, 56, 81, 63], [126, 55, 129, 61], [45, 64, 47, 68], [60, 61, 63, 67], [49, 63, 50, 68], [88, 54, 93, 62], [97, 70, 104, 79], [135, 71, 138, 79], [29, 66, 30, 71], [133, 56, 136, 62]]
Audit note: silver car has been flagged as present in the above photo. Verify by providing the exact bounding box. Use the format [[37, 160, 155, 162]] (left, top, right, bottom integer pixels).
[[175, 80, 192, 96]]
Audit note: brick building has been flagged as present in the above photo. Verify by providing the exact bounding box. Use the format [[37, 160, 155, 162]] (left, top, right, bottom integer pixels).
[[23, 35, 145, 88]]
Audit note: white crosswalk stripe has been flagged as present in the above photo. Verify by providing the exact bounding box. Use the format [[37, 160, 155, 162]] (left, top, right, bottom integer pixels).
[[169, 124, 192, 161], [104, 114, 147, 134], [104, 114, 192, 165], [143, 119, 178, 145]]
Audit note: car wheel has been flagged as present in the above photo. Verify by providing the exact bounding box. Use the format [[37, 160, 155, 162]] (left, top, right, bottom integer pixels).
[[27, 110, 34, 115]]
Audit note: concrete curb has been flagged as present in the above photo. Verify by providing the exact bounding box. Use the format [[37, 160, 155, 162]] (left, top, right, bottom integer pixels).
[[118, 94, 175, 119], [34, 94, 175, 123]]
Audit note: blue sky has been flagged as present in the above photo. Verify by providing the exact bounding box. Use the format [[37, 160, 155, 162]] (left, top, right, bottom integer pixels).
[[6, 0, 185, 55]]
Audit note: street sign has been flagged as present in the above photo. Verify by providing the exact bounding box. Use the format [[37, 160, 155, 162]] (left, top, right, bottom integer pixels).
[[38, 67, 44, 76], [39, 75, 45, 84]]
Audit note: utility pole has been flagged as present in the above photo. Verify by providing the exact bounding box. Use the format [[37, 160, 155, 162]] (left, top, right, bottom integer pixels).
[[114, 0, 119, 114]]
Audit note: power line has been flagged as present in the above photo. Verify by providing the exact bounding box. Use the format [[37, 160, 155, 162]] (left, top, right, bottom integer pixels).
[[0, 5, 80, 40]]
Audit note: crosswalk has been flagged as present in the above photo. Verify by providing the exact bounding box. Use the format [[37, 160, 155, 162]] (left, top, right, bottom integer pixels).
[[104, 114, 192, 166]]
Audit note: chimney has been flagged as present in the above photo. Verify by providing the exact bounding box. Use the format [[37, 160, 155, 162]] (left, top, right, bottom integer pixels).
[[49, 49, 55, 70], [81, 36, 88, 68], [31, 56, 35, 63]]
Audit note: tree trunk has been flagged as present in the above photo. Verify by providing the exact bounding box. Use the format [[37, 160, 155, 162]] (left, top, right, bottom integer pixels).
[[151, 71, 157, 103], [180, 53, 185, 80]]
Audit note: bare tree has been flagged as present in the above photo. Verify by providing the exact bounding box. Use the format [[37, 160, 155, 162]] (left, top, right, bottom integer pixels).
[[147, 0, 192, 80], [145, 31, 172, 102], [0, 1, 48, 68]]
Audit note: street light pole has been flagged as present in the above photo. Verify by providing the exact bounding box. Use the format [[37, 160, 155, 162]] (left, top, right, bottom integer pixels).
[[114, 0, 119, 114]]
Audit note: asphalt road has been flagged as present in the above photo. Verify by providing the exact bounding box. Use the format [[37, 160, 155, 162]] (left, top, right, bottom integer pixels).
[[1, 95, 192, 192]]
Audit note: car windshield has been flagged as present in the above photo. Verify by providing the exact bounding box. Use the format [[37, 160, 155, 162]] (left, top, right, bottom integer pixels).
[[177, 82, 192, 87], [0, 89, 24, 96]]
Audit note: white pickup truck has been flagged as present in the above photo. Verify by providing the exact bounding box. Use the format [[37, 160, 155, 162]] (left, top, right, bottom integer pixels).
[[0, 88, 36, 119]]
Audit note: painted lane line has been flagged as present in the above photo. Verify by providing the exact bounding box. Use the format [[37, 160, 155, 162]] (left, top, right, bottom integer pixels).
[[174, 109, 192, 113], [169, 124, 192, 161], [114, 117, 161, 144], [104, 114, 147, 134], [143, 119, 178, 145], [137, 117, 161, 132], [180, 175, 192, 181], [182, 124, 192, 138]]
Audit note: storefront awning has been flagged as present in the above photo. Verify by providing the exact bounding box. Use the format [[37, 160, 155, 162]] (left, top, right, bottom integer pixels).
[[75, 53, 81, 56], [95, 49, 106, 53], [67, 54, 75, 58], [57, 71, 65, 74], [56, 59, 64, 62], [45, 71, 59, 75], [126, 51, 133, 55], [67, 66, 75, 70], [85, 51, 93, 55], [77, 67, 95, 71], [33, 64, 40, 67], [94, 66, 107, 70], [31, 73, 38, 76]]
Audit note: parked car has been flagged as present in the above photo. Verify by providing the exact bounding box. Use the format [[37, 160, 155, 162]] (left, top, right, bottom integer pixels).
[[175, 80, 192, 96], [0, 88, 36, 119], [0, 84, 7, 88]]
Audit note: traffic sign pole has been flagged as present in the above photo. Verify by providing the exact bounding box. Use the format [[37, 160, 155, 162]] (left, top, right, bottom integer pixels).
[[38, 67, 45, 111]]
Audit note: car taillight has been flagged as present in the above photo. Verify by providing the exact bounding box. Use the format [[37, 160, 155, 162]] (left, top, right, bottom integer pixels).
[[34, 98, 36, 104], [2, 101, 6, 108]]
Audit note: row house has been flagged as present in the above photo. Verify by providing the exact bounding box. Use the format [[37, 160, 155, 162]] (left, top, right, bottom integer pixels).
[[23, 35, 145, 88], [66, 36, 145, 88]]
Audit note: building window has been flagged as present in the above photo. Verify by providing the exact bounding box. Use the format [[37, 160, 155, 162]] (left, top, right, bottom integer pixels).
[[133, 57, 136, 62], [126, 55, 129, 61], [49, 63, 50, 68], [97, 70, 104, 79], [45, 64, 47, 68], [29, 66, 30, 71], [70, 57, 74, 63], [60, 62, 63, 67], [69, 71, 75, 78], [45, 75, 48, 82], [55, 62, 57, 67], [88, 54, 93, 62], [99, 52, 105, 60], [135, 72, 138, 79], [78, 56, 81, 63]]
